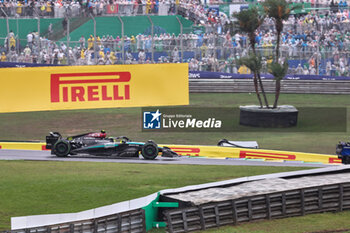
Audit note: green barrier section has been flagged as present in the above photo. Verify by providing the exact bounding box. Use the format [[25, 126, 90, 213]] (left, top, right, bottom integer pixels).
[[60, 15, 193, 42], [142, 193, 160, 231], [153, 201, 179, 208], [150, 15, 193, 34], [0, 18, 63, 46], [152, 222, 167, 228], [0, 15, 192, 46], [142, 193, 179, 231], [59, 16, 121, 43]]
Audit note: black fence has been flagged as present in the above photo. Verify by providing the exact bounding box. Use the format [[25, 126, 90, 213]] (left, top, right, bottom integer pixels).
[[164, 183, 350, 233], [189, 79, 350, 94]]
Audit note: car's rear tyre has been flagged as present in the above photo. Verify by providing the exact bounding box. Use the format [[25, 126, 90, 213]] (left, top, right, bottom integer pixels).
[[345, 156, 350, 165], [53, 140, 71, 157], [336, 144, 343, 156], [141, 142, 159, 160]]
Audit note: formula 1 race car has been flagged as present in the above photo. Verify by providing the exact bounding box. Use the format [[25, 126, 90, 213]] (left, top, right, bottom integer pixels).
[[46, 131, 178, 160], [336, 141, 350, 164]]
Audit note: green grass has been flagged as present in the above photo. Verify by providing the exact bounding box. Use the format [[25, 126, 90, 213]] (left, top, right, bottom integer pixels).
[[1, 93, 350, 231], [0, 93, 349, 154], [0, 161, 308, 230]]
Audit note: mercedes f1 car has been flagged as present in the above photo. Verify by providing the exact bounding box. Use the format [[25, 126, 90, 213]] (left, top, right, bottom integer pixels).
[[46, 131, 178, 160], [336, 141, 350, 164]]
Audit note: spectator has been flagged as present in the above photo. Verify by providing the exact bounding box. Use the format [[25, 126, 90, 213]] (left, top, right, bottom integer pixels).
[[1, 52, 7, 62], [79, 35, 86, 48], [27, 32, 33, 49], [88, 35, 94, 50], [238, 64, 250, 74]]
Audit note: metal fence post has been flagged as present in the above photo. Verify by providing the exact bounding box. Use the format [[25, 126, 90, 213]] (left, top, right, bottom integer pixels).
[[231, 200, 237, 224], [93, 219, 98, 233], [16, 15, 20, 54], [89, 14, 97, 65], [176, 16, 183, 63], [339, 184, 344, 212], [1, 8, 10, 51], [117, 16, 124, 64], [213, 25, 217, 71], [199, 206, 206, 230], [69, 223, 74, 232], [318, 187, 323, 209], [37, 16, 41, 50], [266, 195, 271, 219], [67, 17, 70, 65], [147, 15, 154, 63], [300, 189, 305, 216]]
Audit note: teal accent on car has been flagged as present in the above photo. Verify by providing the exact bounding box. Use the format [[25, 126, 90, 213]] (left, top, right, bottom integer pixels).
[[85, 142, 145, 150], [85, 144, 119, 149], [127, 142, 145, 145]]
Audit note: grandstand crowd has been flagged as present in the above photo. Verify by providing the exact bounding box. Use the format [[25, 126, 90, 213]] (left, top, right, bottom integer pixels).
[[0, 0, 349, 76]]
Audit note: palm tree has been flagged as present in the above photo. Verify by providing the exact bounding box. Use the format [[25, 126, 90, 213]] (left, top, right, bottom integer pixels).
[[263, 0, 300, 108], [234, 7, 269, 108], [269, 60, 289, 108]]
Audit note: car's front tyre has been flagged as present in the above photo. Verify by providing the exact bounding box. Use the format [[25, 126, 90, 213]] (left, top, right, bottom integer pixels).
[[53, 140, 71, 157], [141, 142, 159, 160]]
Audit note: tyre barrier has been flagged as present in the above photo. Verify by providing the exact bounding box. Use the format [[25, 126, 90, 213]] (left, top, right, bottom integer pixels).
[[164, 183, 350, 233], [0, 142, 341, 164]]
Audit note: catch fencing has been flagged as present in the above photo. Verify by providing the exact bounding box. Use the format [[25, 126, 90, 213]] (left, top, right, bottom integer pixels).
[[164, 182, 350, 233], [3, 209, 145, 233], [0, 7, 349, 73]]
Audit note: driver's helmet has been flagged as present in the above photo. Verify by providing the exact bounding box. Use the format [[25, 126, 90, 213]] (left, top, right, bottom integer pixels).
[[100, 130, 107, 138]]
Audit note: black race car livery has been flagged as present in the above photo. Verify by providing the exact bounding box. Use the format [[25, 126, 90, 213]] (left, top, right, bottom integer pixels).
[[46, 131, 178, 160]]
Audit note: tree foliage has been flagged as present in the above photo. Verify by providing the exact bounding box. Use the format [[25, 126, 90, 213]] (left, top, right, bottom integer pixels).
[[233, 8, 268, 108], [263, 0, 301, 34], [263, 0, 291, 21], [233, 7, 264, 36], [269, 60, 289, 81], [262, 0, 300, 108], [238, 54, 262, 74]]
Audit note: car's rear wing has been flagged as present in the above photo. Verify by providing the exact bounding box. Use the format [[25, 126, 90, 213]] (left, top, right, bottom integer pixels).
[[46, 132, 62, 149]]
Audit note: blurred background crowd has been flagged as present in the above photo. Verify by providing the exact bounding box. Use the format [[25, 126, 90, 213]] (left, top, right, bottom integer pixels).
[[0, 0, 349, 76]]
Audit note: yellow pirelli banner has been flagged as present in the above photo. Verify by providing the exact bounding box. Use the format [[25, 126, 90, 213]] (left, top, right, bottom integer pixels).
[[0, 63, 189, 113]]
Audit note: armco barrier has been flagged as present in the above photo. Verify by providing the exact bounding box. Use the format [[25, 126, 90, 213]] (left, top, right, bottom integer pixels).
[[8, 209, 146, 233], [0, 142, 341, 164]]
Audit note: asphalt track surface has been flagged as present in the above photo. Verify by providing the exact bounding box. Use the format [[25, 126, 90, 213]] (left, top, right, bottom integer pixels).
[[0, 149, 332, 167]]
